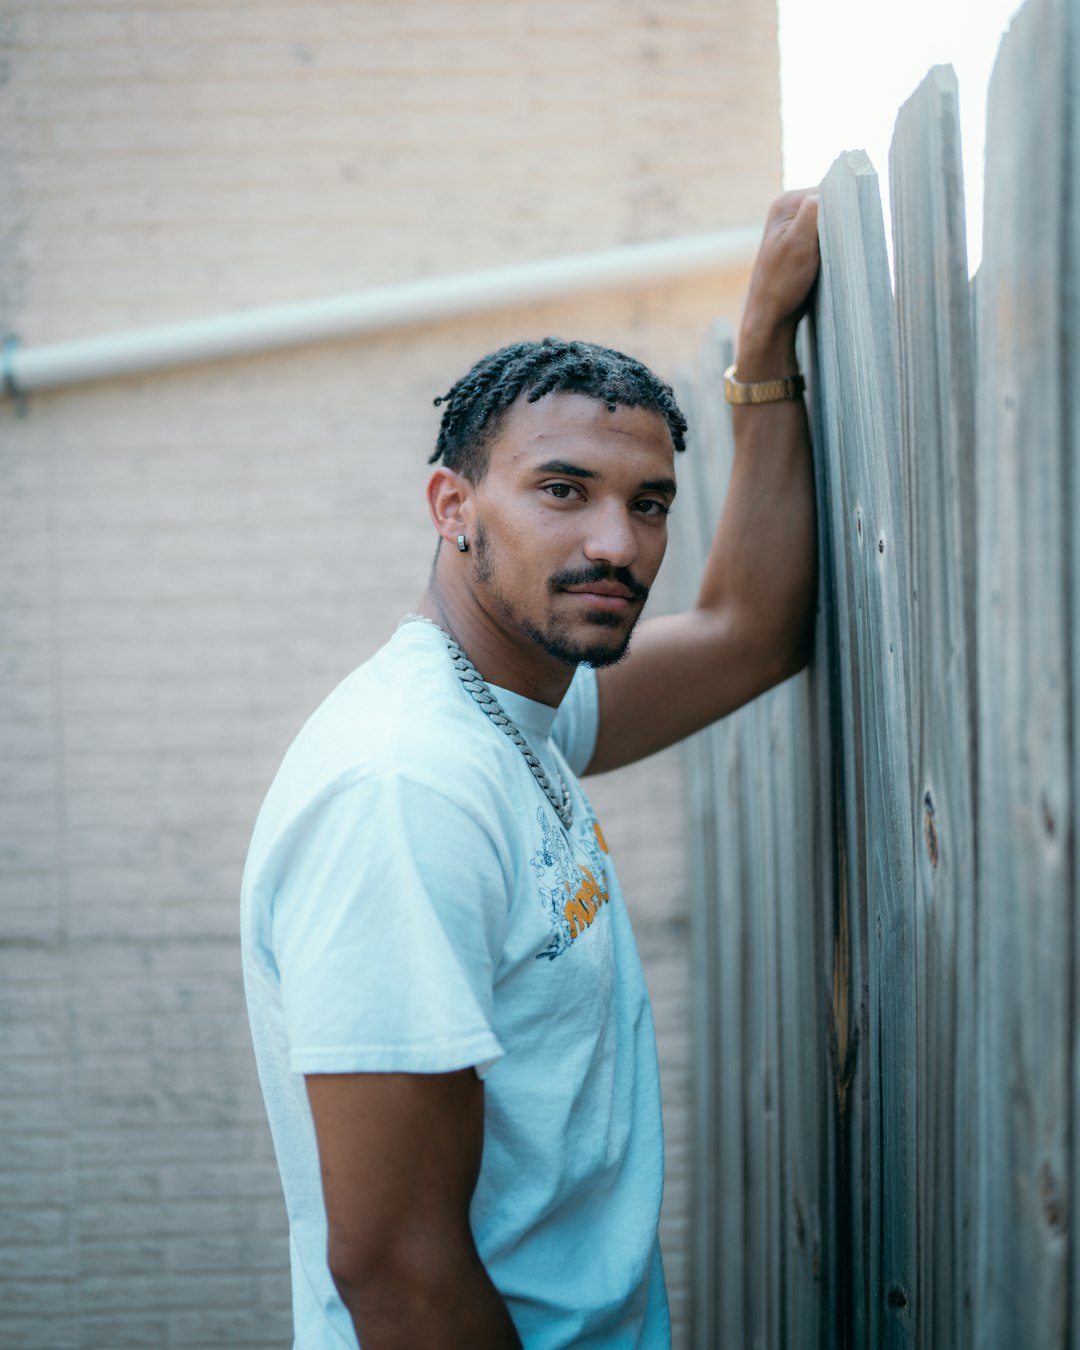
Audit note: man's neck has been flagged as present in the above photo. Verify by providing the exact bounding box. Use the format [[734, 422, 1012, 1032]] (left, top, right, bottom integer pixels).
[[413, 583, 576, 708]]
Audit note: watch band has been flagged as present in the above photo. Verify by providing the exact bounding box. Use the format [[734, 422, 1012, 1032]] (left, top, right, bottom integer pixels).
[[723, 362, 806, 406]]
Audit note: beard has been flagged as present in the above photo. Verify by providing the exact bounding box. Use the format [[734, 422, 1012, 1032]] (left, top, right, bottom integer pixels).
[[518, 611, 636, 668], [473, 521, 649, 669]]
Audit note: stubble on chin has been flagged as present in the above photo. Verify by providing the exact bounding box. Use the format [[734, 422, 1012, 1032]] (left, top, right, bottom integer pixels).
[[519, 609, 638, 670], [472, 519, 640, 668]]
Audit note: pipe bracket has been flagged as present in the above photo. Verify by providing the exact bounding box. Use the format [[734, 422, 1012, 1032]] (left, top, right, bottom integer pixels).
[[2, 335, 28, 417]]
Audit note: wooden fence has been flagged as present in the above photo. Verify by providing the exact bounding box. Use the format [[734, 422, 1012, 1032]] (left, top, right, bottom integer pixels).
[[675, 0, 1079, 1344]]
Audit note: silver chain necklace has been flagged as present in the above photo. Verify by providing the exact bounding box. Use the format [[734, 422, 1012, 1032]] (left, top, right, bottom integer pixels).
[[400, 613, 573, 830]]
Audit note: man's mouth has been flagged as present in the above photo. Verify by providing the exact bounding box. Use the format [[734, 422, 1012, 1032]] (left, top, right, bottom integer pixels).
[[549, 566, 649, 607], [562, 580, 635, 601]]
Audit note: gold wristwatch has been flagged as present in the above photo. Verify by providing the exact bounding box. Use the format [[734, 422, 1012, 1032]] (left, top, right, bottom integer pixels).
[[723, 363, 806, 406]]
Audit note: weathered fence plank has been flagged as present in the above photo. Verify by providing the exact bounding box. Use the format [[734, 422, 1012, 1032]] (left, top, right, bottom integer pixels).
[[889, 64, 977, 1350], [771, 661, 827, 1346], [975, 0, 1074, 1345], [674, 357, 723, 1350], [678, 323, 830, 1349], [1071, 2, 1080, 1346], [675, 331, 742, 1350], [813, 149, 917, 1350], [797, 316, 843, 1350]]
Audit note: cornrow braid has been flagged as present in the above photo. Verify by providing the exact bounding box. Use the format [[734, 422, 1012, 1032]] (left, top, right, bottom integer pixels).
[[430, 337, 688, 482]]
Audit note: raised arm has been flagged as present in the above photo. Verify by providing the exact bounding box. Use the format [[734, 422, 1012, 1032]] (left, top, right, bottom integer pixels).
[[588, 189, 820, 773], [306, 1069, 523, 1350]]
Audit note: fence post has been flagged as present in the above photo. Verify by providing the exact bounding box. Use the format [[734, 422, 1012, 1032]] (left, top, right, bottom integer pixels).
[[678, 319, 831, 1349], [888, 63, 977, 1350], [974, 0, 1076, 1344], [812, 149, 916, 1349], [1070, 0, 1080, 1331]]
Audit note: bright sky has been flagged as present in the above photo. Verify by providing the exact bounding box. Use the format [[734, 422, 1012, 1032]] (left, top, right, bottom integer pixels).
[[777, 0, 1022, 272]]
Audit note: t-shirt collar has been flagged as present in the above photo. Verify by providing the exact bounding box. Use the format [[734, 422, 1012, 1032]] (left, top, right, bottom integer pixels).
[[489, 682, 560, 741]]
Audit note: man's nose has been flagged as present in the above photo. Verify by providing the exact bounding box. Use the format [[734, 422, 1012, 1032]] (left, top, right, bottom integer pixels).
[[582, 502, 638, 569]]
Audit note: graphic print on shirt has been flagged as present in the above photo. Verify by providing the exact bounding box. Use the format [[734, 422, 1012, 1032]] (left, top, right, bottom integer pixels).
[[529, 805, 612, 960]]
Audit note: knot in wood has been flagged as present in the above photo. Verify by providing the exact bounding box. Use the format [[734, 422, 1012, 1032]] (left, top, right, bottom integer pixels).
[[923, 790, 939, 868], [1040, 791, 1056, 838], [1038, 1160, 1067, 1234]]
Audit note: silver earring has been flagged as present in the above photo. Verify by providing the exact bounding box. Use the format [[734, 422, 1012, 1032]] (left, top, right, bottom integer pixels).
[[457, 534, 469, 553]]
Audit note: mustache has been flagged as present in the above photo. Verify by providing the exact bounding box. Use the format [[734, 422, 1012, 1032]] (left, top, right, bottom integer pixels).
[[548, 564, 650, 603]]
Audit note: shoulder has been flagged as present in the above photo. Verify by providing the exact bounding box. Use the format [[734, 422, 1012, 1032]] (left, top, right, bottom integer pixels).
[[246, 623, 522, 865], [278, 623, 482, 788]]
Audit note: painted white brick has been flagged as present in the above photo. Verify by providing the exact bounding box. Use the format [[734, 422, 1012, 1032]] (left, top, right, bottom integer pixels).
[[76, 1238, 166, 1278], [79, 1270, 266, 1313], [0, 1129, 67, 1172], [168, 1305, 292, 1349], [1, 2, 781, 1344], [73, 1167, 163, 1205], [0, 1318, 79, 1350], [73, 1122, 277, 1170], [165, 1229, 288, 1275], [0, 1278, 72, 1316], [0, 1204, 68, 1246], [79, 1313, 171, 1349], [159, 1160, 283, 1201]]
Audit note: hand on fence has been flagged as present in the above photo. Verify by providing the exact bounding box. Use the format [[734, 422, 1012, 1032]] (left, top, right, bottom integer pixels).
[[737, 189, 821, 373]]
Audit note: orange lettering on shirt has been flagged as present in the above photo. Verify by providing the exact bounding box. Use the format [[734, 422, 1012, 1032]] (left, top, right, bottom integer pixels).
[[578, 864, 608, 906], [564, 894, 592, 940], [563, 867, 611, 941]]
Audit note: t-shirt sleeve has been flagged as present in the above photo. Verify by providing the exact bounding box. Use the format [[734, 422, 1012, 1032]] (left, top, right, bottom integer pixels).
[[551, 664, 599, 775], [262, 771, 509, 1077]]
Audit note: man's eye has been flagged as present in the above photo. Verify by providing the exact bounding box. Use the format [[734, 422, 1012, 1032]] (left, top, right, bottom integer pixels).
[[635, 499, 670, 516], [545, 483, 579, 500]]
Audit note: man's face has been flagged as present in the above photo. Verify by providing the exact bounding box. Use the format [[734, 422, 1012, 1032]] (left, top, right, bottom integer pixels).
[[464, 391, 677, 669]]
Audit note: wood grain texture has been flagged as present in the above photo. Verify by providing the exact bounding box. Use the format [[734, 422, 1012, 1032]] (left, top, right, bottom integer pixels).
[[678, 326, 829, 1349], [679, 6, 1078, 1348], [889, 65, 977, 1350], [814, 148, 917, 1350], [676, 327, 748, 1350], [672, 359, 725, 1350], [975, 0, 1073, 1345], [1070, 3, 1080, 1347]]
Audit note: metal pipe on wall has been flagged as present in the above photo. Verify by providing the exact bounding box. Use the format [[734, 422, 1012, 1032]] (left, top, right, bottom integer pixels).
[[1, 226, 761, 398]]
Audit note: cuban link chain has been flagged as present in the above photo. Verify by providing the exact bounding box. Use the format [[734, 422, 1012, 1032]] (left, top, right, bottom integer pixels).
[[400, 613, 573, 830]]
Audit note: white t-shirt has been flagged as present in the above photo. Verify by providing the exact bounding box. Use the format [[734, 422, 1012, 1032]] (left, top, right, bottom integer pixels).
[[240, 619, 669, 1349]]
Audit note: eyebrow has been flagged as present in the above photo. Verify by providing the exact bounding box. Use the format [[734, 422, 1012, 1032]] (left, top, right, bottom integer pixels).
[[535, 459, 598, 480], [534, 460, 677, 498]]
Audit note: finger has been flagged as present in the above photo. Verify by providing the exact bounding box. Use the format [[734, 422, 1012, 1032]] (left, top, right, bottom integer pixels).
[[787, 192, 820, 244], [769, 187, 819, 223]]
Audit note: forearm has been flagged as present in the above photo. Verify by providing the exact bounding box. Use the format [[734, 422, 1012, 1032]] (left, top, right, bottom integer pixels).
[[696, 319, 817, 680], [587, 190, 821, 771], [335, 1240, 523, 1350]]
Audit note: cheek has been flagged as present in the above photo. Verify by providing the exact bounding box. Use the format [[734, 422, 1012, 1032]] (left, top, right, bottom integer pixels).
[[503, 509, 573, 558], [639, 527, 669, 581]]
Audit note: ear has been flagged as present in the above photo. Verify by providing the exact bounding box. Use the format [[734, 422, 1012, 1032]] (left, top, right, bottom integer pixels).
[[426, 466, 473, 545]]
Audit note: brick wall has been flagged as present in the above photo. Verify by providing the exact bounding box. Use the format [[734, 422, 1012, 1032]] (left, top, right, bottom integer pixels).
[[0, 3, 781, 1345]]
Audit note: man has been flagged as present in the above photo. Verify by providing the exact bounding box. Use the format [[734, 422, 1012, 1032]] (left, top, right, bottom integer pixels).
[[241, 189, 820, 1349]]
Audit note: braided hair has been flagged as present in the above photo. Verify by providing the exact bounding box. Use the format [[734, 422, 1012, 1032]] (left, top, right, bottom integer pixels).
[[430, 337, 688, 482]]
